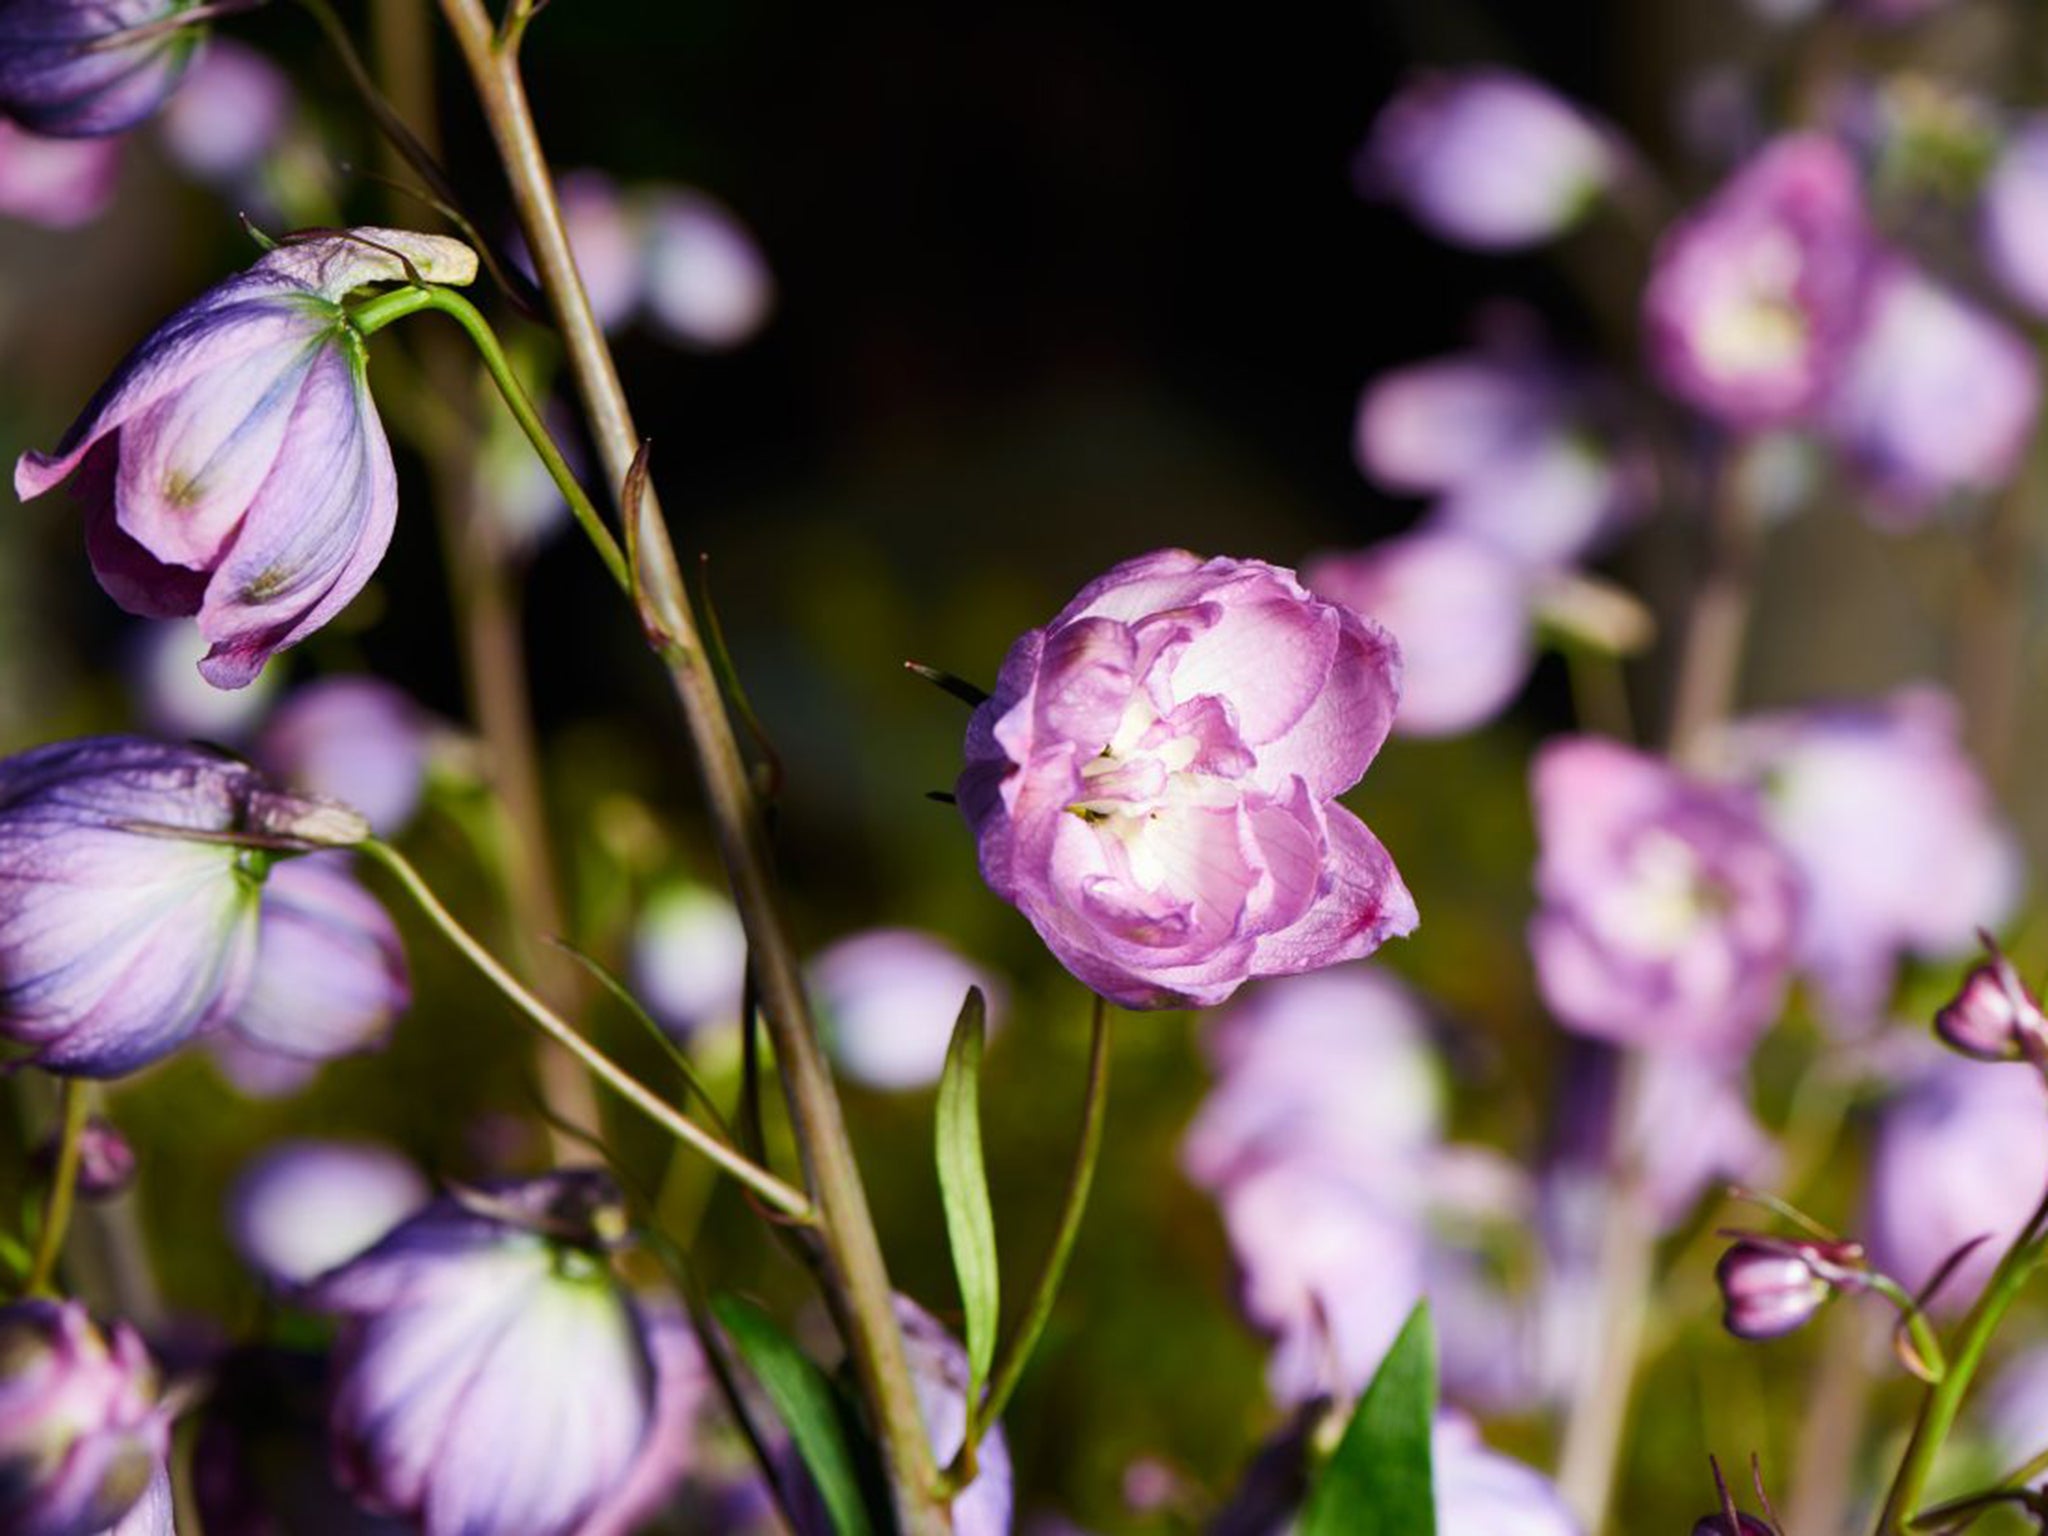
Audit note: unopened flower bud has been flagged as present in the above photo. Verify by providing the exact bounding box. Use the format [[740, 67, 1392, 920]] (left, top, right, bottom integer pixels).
[[34, 1118, 136, 1201], [1935, 943, 2048, 1062], [0, 1301, 166, 1536], [1714, 1239, 1845, 1340]]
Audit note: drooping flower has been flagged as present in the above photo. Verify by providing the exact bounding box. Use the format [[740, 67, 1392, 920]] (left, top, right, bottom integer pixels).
[[0, 120, 117, 226], [630, 881, 747, 1039], [16, 227, 478, 688], [642, 188, 774, 350], [1528, 737, 1801, 1056], [307, 1170, 678, 1536], [958, 550, 1416, 1009], [0, 736, 373, 1077], [1713, 688, 2021, 1024], [0, 0, 201, 138], [1643, 134, 1877, 427], [1821, 258, 2040, 516], [126, 620, 280, 743], [0, 1301, 167, 1536], [1866, 1050, 2048, 1304], [1352, 344, 1648, 568], [1304, 532, 1536, 738], [1360, 69, 1617, 250], [227, 1140, 431, 1290], [256, 678, 432, 838], [810, 928, 1005, 1091]]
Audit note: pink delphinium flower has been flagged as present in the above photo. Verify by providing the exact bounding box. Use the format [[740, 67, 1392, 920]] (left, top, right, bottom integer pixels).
[[1529, 737, 1801, 1056], [1822, 259, 2039, 517], [1304, 531, 1536, 738], [1644, 134, 1877, 427], [0, 120, 116, 227], [959, 550, 1416, 1009], [16, 228, 477, 688], [1715, 688, 2021, 1024], [1361, 69, 1617, 251]]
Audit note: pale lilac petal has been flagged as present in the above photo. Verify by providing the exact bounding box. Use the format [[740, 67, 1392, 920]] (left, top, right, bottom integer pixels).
[[1353, 356, 1551, 494], [225, 853, 407, 1061], [811, 928, 1005, 1091], [0, 121, 118, 227], [227, 1139, 431, 1289], [642, 188, 774, 350]]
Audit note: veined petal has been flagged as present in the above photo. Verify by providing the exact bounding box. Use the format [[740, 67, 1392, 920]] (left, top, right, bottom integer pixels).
[[225, 853, 407, 1061], [1249, 803, 1418, 976], [196, 338, 397, 688], [254, 227, 478, 301], [79, 441, 209, 619]]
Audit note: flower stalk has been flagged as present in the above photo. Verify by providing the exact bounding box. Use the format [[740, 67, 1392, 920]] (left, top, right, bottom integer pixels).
[[427, 2, 945, 1524], [24, 1079, 89, 1297], [359, 838, 815, 1225]]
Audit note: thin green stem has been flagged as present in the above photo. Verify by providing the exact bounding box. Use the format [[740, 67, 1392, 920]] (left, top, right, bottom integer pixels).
[[1868, 1275, 1948, 1382], [24, 1081, 89, 1298], [359, 838, 814, 1224], [969, 995, 1112, 1447], [350, 283, 628, 589], [1876, 1185, 2048, 1532], [428, 2, 943, 1524]]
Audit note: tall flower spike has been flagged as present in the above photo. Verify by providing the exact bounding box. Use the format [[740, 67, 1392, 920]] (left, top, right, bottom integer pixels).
[[0, 0, 202, 138], [958, 550, 1417, 1009], [16, 228, 477, 689], [0, 735, 381, 1077]]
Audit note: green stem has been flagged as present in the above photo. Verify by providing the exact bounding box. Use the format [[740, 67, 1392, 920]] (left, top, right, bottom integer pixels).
[[969, 995, 1112, 1446], [24, 1081, 89, 1297], [359, 838, 814, 1223], [427, 3, 945, 1525], [350, 284, 629, 589], [1876, 1186, 2048, 1532], [1868, 1275, 1948, 1382]]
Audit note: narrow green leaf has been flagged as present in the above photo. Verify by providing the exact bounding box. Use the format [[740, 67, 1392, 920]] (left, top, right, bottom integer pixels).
[[936, 987, 1000, 1397], [712, 1294, 877, 1536], [1301, 1302, 1437, 1536]]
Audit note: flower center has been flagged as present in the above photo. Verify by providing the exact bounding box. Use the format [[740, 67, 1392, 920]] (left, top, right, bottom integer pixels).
[[1066, 695, 1247, 893], [1593, 828, 1724, 958]]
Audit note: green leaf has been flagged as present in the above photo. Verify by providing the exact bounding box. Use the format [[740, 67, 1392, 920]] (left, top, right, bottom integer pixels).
[[936, 987, 1000, 1397], [1301, 1302, 1437, 1536], [712, 1294, 877, 1536]]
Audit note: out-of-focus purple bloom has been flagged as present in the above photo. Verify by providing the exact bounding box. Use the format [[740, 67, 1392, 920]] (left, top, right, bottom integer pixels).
[[1625, 1051, 1779, 1225], [205, 1036, 322, 1100], [308, 1171, 675, 1536], [476, 398, 580, 556], [0, 0, 200, 138], [227, 1139, 430, 1290], [0, 736, 373, 1077], [1716, 688, 2021, 1023], [0, 1301, 166, 1536], [0, 120, 115, 226], [810, 928, 1004, 1091], [642, 188, 774, 350], [1867, 1051, 2048, 1303], [509, 171, 641, 334], [1851, 0, 1952, 20], [1182, 966, 1443, 1190], [127, 620, 280, 742], [1644, 134, 1877, 427], [1935, 941, 2048, 1063], [1352, 346, 1647, 569], [1714, 1239, 1837, 1339], [1435, 1415, 1582, 1536], [156, 38, 289, 186], [959, 550, 1416, 1009], [1361, 69, 1616, 250], [34, 1116, 138, 1200], [897, 1297, 1010, 1536], [1529, 737, 1800, 1056], [1984, 118, 2048, 316], [224, 853, 408, 1065], [1304, 532, 1535, 738], [1822, 259, 2039, 516], [1983, 1343, 2048, 1468], [256, 678, 431, 838], [16, 228, 477, 689], [629, 882, 747, 1039]]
